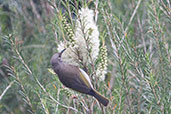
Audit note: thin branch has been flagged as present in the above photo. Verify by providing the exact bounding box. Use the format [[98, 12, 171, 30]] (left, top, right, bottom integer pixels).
[[13, 68, 34, 112], [55, 88, 61, 113], [10, 37, 32, 75], [102, 9, 118, 59], [38, 93, 49, 114], [9, 35, 34, 112], [0, 81, 15, 101], [94, 0, 99, 23], [36, 78, 83, 114], [125, 0, 142, 33], [119, 0, 142, 47]]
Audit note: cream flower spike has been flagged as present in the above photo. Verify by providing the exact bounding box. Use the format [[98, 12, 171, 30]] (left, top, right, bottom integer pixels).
[[58, 7, 100, 66], [74, 7, 100, 63]]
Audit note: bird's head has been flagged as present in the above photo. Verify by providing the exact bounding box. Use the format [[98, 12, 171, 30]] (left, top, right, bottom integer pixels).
[[50, 49, 66, 67]]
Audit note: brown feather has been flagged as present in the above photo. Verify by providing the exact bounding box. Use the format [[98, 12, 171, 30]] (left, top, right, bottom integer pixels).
[[54, 63, 92, 94]]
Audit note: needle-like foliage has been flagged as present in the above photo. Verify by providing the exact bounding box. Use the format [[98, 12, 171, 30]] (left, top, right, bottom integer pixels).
[[0, 0, 170, 113]]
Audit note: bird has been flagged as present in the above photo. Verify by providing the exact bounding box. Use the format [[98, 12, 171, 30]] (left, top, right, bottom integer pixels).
[[50, 49, 109, 106]]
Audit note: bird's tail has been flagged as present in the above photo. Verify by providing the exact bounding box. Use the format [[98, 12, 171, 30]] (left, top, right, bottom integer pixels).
[[91, 89, 109, 106]]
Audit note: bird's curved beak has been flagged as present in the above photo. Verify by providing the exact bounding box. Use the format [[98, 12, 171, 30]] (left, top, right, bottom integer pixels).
[[59, 48, 66, 57]]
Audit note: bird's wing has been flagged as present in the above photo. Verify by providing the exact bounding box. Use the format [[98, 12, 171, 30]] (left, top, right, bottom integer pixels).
[[69, 78, 91, 94], [58, 64, 92, 94], [79, 68, 93, 89]]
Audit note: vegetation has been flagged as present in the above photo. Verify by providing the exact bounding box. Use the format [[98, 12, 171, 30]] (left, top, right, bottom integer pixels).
[[0, 0, 170, 113]]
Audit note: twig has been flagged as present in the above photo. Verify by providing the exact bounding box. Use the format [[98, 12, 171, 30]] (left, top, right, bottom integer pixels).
[[13, 67, 34, 112], [99, 103, 105, 114], [94, 0, 99, 23], [103, 8, 133, 112], [126, 0, 142, 33], [79, 98, 89, 113], [48, 0, 59, 13], [10, 37, 32, 75], [9, 35, 34, 112], [36, 78, 83, 114], [55, 88, 61, 113], [0, 81, 15, 101], [38, 93, 49, 114], [119, 0, 142, 48], [102, 9, 118, 59]]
